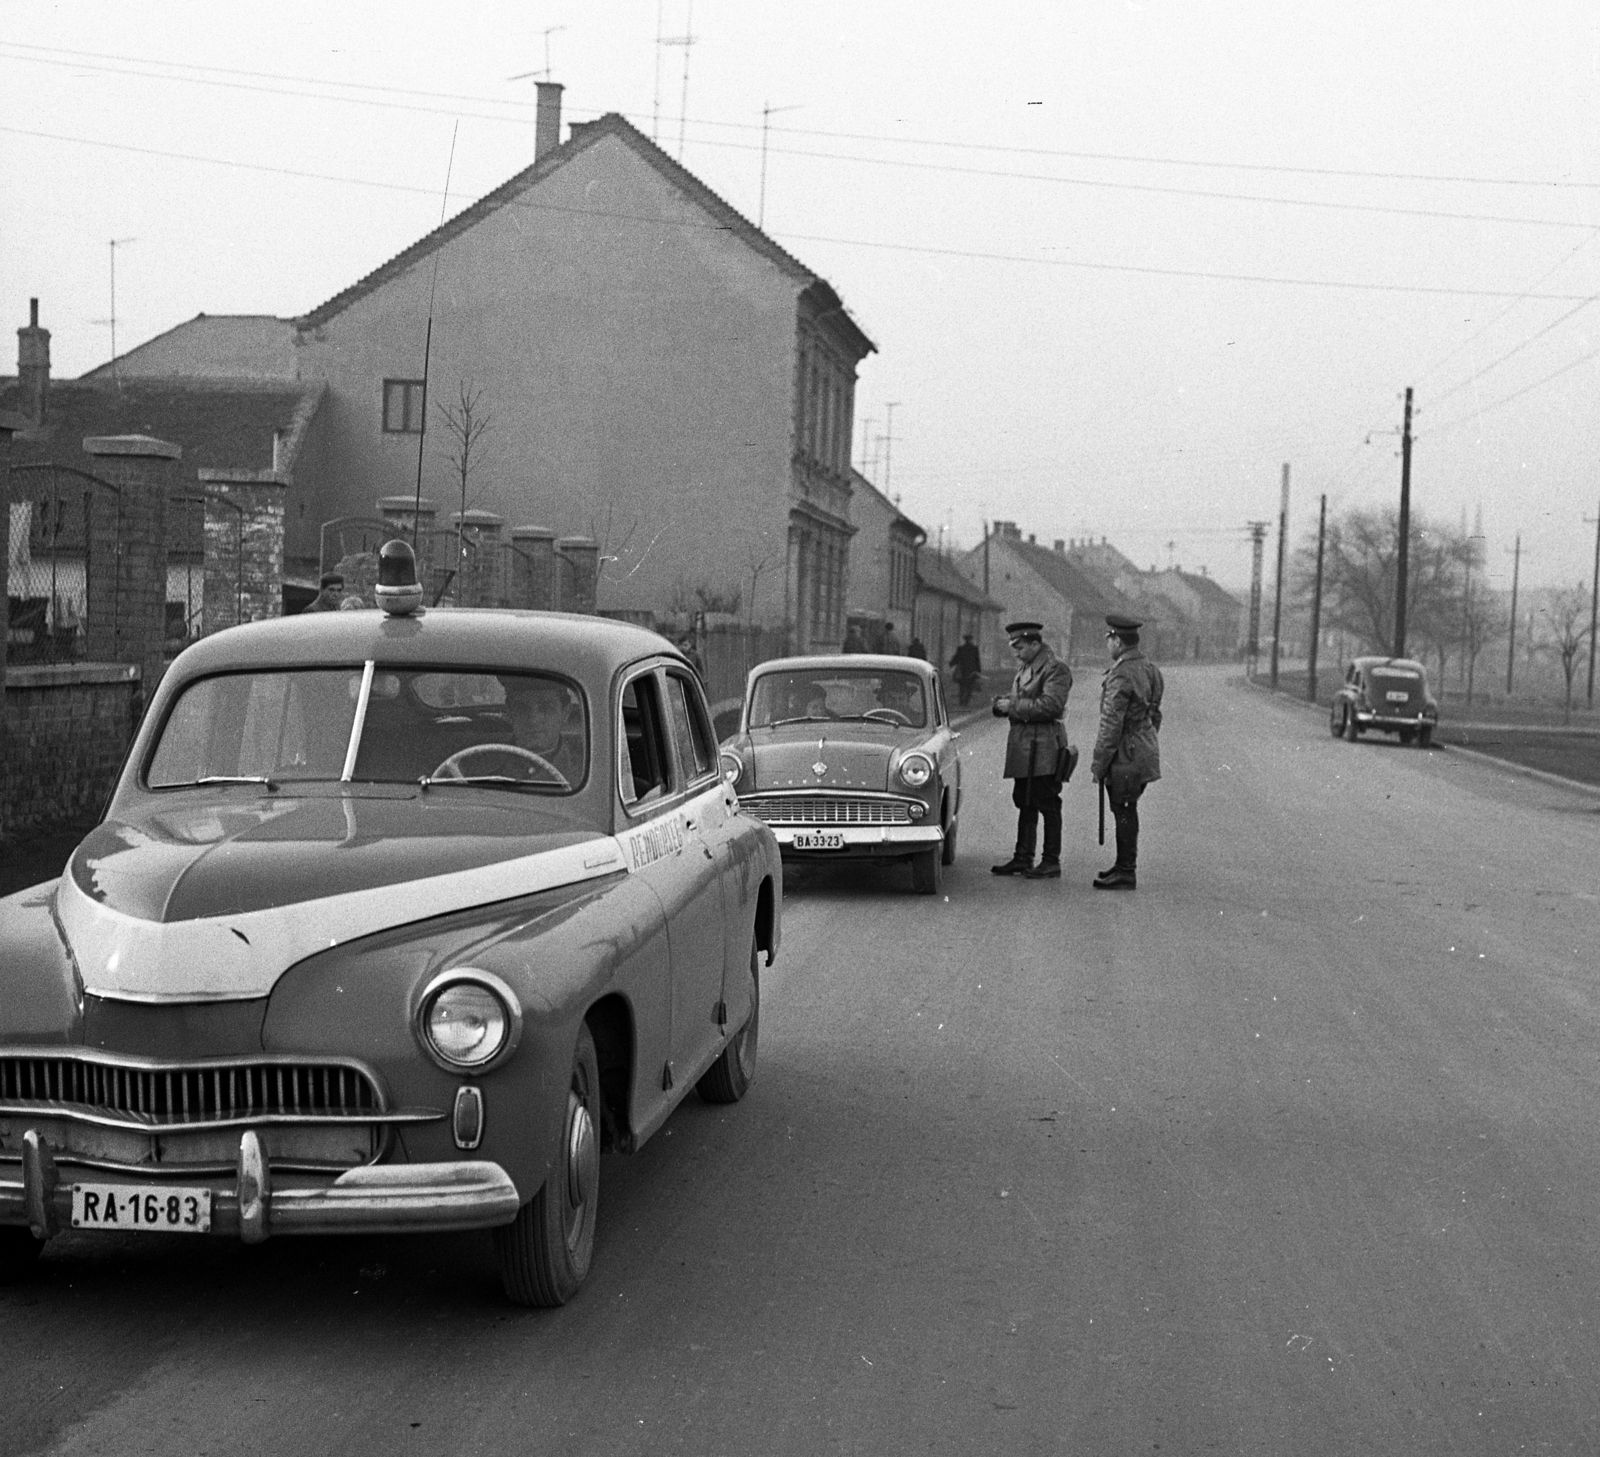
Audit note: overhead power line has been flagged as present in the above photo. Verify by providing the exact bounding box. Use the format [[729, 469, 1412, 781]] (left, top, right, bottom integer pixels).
[[6, 39, 1600, 193], [1424, 344, 1600, 435], [1425, 294, 1599, 408]]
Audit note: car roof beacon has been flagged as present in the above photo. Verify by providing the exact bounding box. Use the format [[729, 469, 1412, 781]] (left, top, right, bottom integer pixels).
[[376, 538, 424, 617]]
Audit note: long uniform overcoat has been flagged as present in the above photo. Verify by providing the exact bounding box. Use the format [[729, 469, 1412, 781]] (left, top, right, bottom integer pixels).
[[997, 647, 1074, 780], [1091, 648, 1164, 783]]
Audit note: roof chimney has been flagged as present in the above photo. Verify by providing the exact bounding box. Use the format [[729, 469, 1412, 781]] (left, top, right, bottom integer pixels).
[[1053, 538, 1065, 554], [535, 82, 564, 160], [1028, 533, 1036, 545], [17, 297, 49, 424]]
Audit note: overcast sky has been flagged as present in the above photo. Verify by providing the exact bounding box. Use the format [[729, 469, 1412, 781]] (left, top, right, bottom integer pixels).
[[4, 1, 1598, 592]]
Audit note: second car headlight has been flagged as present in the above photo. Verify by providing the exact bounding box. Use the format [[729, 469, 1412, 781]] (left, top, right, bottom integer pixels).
[[720, 750, 744, 784], [418, 970, 521, 1071], [898, 752, 934, 788]]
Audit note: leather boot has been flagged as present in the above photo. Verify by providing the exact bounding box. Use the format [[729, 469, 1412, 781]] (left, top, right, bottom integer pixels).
[[1022, 858, 1061, 880], [991, 856, 1033, 876], [1092, 868, 1136, 890]]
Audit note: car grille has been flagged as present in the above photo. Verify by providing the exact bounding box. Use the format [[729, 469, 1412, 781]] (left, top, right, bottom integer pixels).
[[0, 1052, 382, 1128], [741, 795, 912, 826]]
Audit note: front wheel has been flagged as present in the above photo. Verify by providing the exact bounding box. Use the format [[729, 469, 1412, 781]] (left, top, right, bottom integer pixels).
[[940, 803, 959, 867], [1418, 725, 1433, 748], [495, 1023, 601, 1307], [1329, 704, 1344, 738], [698, 940, 760, 1104], [911, 845, 943, 895], [1343, 709, 1360, 742]]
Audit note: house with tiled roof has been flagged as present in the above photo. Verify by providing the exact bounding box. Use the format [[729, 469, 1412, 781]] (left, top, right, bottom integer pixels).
[[1143, 566, 1243, 659], [913, 548, 1003, 675], [845, 470, 920, 650], [1, 299, 326, 633], [90, 85, 876, 649], [959, 522, 1145, 665]]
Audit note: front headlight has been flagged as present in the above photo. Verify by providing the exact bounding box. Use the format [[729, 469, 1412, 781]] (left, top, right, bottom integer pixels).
[[720, 749, 743, 784], [898, 752, 934, 788], [417, 970, 521, 1072]]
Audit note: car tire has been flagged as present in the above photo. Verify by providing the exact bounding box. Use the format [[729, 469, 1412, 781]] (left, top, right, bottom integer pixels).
[[698, 938, 759, 1105], [940, 802, 959, 867], [911, 844, 943, 895], [1418, 725, 1433, 748], [0, 1226, 44, 1284], [1343, 709, 1360, 742], [1398, 729, 1416, 745], [1329, 705, 1344, 738], [495, 1022, 601, 1308]]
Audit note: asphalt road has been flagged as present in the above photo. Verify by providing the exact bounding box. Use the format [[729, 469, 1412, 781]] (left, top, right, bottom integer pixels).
[[7, 664, 1600, 1456]]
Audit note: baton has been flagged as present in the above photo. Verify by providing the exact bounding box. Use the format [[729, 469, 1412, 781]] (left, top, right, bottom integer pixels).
[[1097, 777, 1105, 846]]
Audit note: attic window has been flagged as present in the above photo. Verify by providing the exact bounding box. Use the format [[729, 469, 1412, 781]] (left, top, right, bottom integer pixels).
[[382, 379, 426, 434]]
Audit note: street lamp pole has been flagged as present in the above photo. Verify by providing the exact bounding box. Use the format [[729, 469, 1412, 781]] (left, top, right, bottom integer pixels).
[[1394, 387, 1413, 658]]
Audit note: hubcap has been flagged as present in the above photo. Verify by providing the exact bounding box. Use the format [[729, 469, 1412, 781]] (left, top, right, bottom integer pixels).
[[566, 1094, 597, 1213]]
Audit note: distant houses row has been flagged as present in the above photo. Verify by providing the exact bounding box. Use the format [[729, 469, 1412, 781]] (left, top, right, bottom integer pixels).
[[3, 78, 1241, 687]]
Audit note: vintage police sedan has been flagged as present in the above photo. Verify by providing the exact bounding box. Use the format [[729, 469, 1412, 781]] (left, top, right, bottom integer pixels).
[[719, 654, 961, 895], [1330, 655, 1440, 746], [0, 548, 779, 1306]]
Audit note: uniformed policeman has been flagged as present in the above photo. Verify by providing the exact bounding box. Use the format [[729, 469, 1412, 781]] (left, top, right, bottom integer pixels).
[[1091, 613, 1164, 889], [990, 621, 1074, 881]]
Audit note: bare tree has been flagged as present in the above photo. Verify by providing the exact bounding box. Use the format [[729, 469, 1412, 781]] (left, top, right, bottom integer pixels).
[[437, 380, 494, 603], [1537, 585, 1593, 722], [1293, 506, 1474, 663]]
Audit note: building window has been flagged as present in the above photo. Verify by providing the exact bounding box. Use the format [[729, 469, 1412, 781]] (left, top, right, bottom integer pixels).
[[382, 379, 427, 434]]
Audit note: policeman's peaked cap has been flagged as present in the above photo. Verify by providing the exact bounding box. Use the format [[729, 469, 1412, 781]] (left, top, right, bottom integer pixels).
[[1005, 620, 1044, 641], [1105, 613, 1143, 633]]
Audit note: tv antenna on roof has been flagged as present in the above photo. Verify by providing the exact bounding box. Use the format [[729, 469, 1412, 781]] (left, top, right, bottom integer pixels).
[[90, 237, 137, 389], [508, 26, 566, 83], [658, 0, 697, 159]]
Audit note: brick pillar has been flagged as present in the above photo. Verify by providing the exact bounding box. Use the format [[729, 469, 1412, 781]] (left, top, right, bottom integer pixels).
[[83, 435, 176, 692], [199, 471, 286, 627], [556, 536, 598, 614], [511, 526, 556, 609], [449, 510, 504, 607]]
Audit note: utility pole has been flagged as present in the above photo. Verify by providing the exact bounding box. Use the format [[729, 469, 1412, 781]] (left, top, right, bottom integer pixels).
[[1246, 520, 1270, 675], [1308, 493, 1327, 702], [1394, 386, 1414, 658], [1587, 501, 1599, 708], [1270, 463, 1289, 689], [982, 521, 991, 597], [1506, 534, 1521, 695]]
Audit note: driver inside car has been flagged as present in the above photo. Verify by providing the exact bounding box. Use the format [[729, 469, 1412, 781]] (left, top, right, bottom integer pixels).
[[492, 676, 584, 786]]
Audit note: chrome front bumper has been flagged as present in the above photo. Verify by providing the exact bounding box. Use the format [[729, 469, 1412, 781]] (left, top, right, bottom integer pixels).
[[1, 1129, 521, 1243]]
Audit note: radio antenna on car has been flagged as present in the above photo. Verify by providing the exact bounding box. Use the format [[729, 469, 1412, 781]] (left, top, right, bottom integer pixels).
[[411, 122, 461, 552]]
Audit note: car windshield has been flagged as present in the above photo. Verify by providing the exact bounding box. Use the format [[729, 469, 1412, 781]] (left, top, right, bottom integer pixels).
[[147, 667, 588, 793], [748, 670, 928, 729]]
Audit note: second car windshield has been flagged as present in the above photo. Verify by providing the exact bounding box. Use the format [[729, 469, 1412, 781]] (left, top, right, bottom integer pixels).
[[748, 670, 928, 730], [146, 666, 587, 793]]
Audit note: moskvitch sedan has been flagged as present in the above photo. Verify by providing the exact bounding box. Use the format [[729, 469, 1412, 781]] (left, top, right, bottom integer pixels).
[[719, 654, 961, 894], [0, 543, 780, 1307], [1330, 656, 1440, 746]]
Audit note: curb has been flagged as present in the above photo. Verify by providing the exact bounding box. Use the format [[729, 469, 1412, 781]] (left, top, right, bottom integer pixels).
[[1234, 672, 1600, 799]]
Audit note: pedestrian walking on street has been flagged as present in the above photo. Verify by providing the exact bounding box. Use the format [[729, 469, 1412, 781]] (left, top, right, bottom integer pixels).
[[990, 621, 1074, 881], [843, 623, 867, 654], [949, 633, 982, 706], [1091, 614, 1164, 890], [880, 620, 903, 656], [907, 634, 927, 661]]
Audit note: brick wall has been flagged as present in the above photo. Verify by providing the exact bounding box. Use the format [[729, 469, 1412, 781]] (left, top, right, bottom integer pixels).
[[200, 471, 286, 627], [3, 663, 140, 837]]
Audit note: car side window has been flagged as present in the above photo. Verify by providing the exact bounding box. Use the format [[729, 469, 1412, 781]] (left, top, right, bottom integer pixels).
[[932, 675, 948, 725], [619, 672, 674, 809], [664, 672, 716, 784]]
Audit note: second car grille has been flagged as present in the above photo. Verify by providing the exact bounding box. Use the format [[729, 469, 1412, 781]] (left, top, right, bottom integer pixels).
[[741, 795, 912, 826], [0, 1052, 381, 1127]]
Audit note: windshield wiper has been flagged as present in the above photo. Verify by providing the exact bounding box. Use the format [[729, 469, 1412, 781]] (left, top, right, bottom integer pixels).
[[761, 715, 830, 728], [417, 774, 554, 793], [184, 774, 279, 790]]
